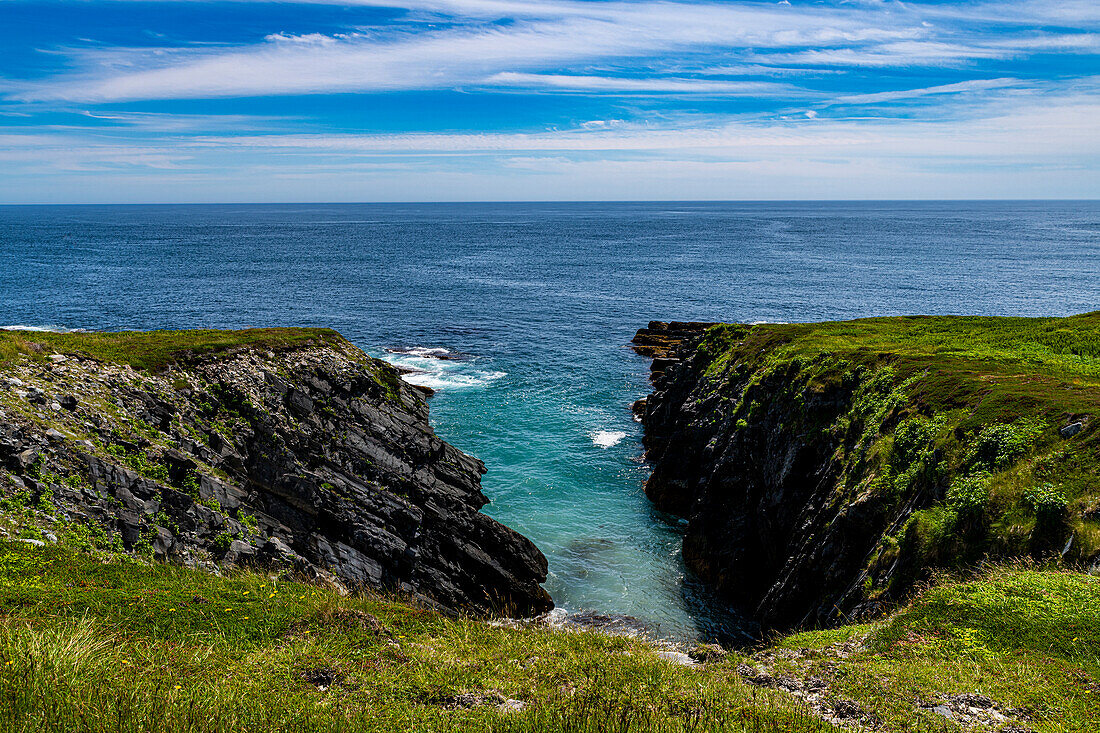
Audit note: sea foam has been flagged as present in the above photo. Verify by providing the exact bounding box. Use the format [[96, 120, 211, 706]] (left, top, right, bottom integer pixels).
[[381, 346, 504, 391], [0, 325, 82, 333], [590, 430, 627, 448]]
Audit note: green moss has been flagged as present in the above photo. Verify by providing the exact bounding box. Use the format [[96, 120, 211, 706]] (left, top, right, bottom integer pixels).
[[105, 444, 170, 483], [210, 532, 233, 554]]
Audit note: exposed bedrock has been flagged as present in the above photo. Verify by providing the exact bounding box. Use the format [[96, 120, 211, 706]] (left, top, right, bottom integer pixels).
[[0, 333, 551, 617], [632, 317, 1100, 631]]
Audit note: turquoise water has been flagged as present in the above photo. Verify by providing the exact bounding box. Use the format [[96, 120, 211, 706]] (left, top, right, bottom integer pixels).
[[2, 201, 1099, 640]]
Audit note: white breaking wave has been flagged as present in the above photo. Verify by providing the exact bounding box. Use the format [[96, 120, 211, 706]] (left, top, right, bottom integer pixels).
[[395, 346, 454, 359], [381, 346, 505, 392], [401, 369, 506, 391], [0, 325, 83, 333], [590, 430, 627, 448]]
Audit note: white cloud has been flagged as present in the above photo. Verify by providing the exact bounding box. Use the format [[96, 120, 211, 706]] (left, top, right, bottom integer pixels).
[[1, 0, 1097, 201], [483, 72, 795, 95], [759, 41, 1012, 68], [2, 93, 1097, 201], [7, 88, 1094, 162], [827, 78, 1026, 106], [6, 0, 1097, 102], [7, 0, 929, 101]]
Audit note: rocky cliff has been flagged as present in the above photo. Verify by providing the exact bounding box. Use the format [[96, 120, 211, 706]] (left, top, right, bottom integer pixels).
[[634, 315, 1100, 630], [0, 328, 551, 617]]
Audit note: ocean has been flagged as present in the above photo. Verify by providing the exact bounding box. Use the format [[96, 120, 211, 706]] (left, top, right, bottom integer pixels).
[[2, 200, 1098, 641]]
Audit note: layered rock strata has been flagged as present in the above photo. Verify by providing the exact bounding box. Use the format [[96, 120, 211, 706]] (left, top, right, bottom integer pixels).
[[0, 333, 551, 617], [632, 317, 1100, 630]]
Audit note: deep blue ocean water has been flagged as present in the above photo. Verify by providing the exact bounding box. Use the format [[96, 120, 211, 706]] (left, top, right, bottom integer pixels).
[[2, 201, 1099, 640]]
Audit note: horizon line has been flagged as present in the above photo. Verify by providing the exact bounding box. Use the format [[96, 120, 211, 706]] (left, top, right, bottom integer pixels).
[[3, 198, 1099, 207]]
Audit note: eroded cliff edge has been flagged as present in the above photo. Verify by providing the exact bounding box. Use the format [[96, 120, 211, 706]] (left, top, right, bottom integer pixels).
[[634, 316, 1100, 630], [0, 328, 551, 617]]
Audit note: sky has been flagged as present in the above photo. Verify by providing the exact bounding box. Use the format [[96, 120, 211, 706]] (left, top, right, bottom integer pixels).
[[0, 0, 1098, 202]]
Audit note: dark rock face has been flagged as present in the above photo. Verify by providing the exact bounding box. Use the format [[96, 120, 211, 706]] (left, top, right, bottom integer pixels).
[[632, 325, 897, 630], [0, 340, 551, 617], [631, 321, 717, 360]]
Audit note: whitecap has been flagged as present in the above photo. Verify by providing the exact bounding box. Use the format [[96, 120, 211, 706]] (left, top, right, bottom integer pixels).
[[590, 430, 627, 448], [400, 369, 506, 391], [379, 346, 505, 392], [0, 325, 82, 333], [386, 346, 453, 358]]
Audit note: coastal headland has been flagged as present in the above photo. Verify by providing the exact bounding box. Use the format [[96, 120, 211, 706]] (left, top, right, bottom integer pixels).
[[0, 321, 1096, 731], [633, 314, 1100, 630]]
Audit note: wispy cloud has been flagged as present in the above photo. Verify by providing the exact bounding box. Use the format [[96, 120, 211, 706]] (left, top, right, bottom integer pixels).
[[0, 0, 1097, 200], [483, 72, 796, 95], [5, 0, 932, 102], [826, 78, 1026, 107]]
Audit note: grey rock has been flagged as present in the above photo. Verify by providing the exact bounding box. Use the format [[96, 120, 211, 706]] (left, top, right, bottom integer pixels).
[[951, 693, 993, 709], [15, 448, 39, 471], [0, 336, 551, 618], [222, 540, 255, 564], [688, 643, 728, 664], [1061, 421, 1084, 438], [655, 650, 696, 666]]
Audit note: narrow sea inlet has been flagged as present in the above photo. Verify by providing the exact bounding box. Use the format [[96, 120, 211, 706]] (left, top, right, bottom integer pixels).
[[2, 200, 1098, 640]]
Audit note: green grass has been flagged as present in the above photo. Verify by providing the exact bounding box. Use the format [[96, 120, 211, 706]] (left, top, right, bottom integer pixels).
[[730, 312, 1100, 382], [0, 540, 835, 733], [0, 328, 344, 372], [762, 565, 1100, 732], [1, 538, 1097, 732], [689, 313, 1100, 598]]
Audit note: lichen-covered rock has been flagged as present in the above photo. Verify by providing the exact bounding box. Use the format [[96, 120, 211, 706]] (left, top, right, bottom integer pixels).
[[0, 333, 551, 617]]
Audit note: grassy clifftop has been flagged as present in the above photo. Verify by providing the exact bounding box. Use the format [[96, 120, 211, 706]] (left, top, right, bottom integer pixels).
[[0, 327, 345, 372], [700, 311, 1100, 417], [641, 313, 1100, 630], [697, 312, 1100, 564]]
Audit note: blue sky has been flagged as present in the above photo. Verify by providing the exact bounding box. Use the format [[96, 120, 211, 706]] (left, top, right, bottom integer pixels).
[[1, 0, 1098, 202]]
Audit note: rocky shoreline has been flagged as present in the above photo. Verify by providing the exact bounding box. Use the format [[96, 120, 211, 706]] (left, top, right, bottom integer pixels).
[[0, 330, 551, 617], [631, 316, 1100, 630]]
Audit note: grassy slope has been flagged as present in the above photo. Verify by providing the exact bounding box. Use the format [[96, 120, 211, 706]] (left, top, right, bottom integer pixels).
[[0, 328, 344, 371], [770, 565, 1100, 732], [693, 313, 1100, 591], [0, 534, 1097, 732], [0, 539, 831, 733]]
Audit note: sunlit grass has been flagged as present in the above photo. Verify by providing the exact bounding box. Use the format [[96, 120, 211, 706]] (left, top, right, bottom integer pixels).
[[0, 541, 837, 733], [0, 327, 344, 371]]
